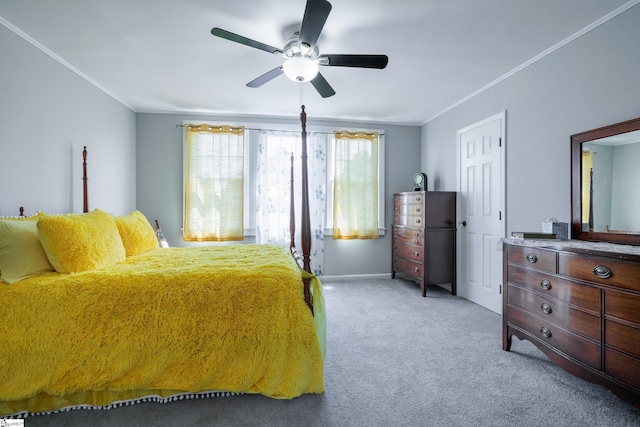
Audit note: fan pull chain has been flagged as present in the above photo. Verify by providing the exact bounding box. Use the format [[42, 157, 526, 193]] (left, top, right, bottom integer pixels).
[[299, 82, 304, 108]]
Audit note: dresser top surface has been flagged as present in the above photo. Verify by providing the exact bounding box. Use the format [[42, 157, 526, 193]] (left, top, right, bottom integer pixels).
[[503, 237, 640, 260]]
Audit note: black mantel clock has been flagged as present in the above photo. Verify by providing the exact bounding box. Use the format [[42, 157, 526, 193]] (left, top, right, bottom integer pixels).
[[413, 173, 427, 191]]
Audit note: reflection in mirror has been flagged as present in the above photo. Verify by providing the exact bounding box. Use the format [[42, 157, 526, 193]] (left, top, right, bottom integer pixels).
[[571, 117, 640, 245], [581, 130, 640, 234]]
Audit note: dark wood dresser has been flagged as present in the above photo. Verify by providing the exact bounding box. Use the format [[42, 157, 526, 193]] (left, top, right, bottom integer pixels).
[[503, 239, 640, 409], [392, 191, 456, 297]]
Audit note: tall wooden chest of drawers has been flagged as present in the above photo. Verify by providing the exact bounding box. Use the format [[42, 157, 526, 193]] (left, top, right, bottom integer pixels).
[[503, 239, 640, 409], [392, 191, 456, 297]]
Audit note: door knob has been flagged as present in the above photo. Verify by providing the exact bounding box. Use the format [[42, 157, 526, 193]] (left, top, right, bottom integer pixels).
[[458, 221, 467, 227]]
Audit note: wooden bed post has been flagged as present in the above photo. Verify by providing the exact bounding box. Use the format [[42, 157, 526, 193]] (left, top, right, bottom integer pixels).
[[290, 153, 297, 252], [300, 106, 311, 274], [82, 146, 89, 213], [299, 106, 313, 311]]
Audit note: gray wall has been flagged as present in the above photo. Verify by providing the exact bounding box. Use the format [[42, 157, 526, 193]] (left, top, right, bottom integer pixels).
[[0, 24, 136, 216], [135, 113, 421, 276], [422, 4, 640, 237]]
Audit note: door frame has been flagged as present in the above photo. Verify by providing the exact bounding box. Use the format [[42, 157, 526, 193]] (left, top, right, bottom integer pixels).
[[455, 111, 507, 307]]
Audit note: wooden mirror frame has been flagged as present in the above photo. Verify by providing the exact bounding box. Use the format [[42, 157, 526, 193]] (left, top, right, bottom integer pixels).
[[571, 117, 640, 245]]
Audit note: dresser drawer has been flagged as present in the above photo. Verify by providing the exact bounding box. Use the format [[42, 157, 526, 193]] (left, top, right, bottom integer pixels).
[[394, 215, 425, 228], [399, 215, 424, 228], [507, 245, 557, 273], [394, 242, 424, 264], [507, 285, 600, 340], [507, 265, 600, 310], [605, 290, 640, 324], [393, 256, 423, 282], [393, 227, 423, 246], [395, 192, 425, 206], [605, 320, 640, 359], [605, 349, 640, 390], [558, 253, 640, 292], [394, 203, 425, 217], [507, 305, 600, 369]]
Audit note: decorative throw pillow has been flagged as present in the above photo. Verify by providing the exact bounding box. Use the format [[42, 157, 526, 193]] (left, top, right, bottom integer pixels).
[[37, 209, 126, 273], [0, 219, 55, 284], [114, 210, 159, 257]]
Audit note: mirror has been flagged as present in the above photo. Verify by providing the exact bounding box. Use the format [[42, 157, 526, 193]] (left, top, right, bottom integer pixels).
[[571, 117, 640, 245]]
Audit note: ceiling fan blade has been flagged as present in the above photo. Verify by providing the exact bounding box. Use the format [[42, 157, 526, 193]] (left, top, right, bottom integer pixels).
[[299, 0, 332, 48], [246, 66, 284, 88], [211, 27, 283, 55], [310, 72, 336, 98], [319, 54, 389, 69]]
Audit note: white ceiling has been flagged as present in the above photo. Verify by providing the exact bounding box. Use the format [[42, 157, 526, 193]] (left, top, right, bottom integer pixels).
[[0, 0, 634, 125]]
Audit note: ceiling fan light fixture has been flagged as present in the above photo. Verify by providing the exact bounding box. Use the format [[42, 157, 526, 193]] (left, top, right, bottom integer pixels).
[[283, 56, 319, 82]]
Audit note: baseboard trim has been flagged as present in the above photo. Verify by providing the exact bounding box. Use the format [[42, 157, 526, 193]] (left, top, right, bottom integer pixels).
[[320, 273, 391, 281]]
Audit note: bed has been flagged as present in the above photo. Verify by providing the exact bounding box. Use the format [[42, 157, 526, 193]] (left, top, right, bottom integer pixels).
[[0, 106, 325, 418]]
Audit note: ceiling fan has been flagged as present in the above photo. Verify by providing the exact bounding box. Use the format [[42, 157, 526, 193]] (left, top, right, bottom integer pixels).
[[211, 0, 388, 98]]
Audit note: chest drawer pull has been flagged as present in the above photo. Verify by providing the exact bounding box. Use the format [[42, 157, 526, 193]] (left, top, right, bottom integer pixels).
[[414, 251, 420, 257], [593, 265, 612, 279], [540, 303, 552, 314], [415, 208, 421, 213], [526, 253, 538, 263], [540, 326, 552, 338], [540, 279, 552, 290], [414, 267, 420, 273]]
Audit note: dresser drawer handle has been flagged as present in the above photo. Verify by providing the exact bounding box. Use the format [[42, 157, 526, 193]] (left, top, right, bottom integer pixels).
[[540, 279, 551, 290], [414, 252, 420, 257], [415, 219, 421, 224], [415, 208, 421, 213], [540, 303, 552, 314], [592, 265, 612, 279], [415, 197, 421, 201], [414, 267, 420, 273], [540, 326, 552, 338], [526, 253, 538, 263]]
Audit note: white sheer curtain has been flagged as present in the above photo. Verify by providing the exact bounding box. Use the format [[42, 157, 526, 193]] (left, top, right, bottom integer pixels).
[[256, 130, 327, 275]]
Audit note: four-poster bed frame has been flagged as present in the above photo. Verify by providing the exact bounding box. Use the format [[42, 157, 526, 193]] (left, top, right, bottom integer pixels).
[[2, 106, 323, 418]]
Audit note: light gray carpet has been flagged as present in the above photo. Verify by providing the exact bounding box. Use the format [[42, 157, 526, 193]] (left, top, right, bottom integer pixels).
[[21, 277, 640, 426]]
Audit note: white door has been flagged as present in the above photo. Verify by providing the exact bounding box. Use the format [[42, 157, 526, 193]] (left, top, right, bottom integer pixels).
[[457, 112, 506, 314]]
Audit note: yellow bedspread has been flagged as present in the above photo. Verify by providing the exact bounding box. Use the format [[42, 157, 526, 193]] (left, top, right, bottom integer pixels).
[[0, 244, 324, 417]]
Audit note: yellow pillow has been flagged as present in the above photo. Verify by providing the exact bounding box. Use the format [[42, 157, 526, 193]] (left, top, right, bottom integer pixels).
[[0, 219, 55, 284], [114, 210, 159, 257], [37, 209, 126, 273]]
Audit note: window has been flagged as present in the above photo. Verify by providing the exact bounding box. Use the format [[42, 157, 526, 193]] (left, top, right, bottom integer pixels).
[[183, 125, 245, 241], [331, 131, 380, 239], [182, 121, 385, 247]]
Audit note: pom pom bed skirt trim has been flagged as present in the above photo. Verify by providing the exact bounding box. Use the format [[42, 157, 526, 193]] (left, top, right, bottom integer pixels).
[[1, 390, 241, 419]]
